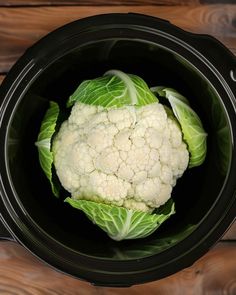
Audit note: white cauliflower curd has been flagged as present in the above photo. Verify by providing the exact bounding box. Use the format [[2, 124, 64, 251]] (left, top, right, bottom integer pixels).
[[53, 101, 189, 212]]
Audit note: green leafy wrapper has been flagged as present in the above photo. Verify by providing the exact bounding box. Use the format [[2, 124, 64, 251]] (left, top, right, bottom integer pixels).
[[65, 198, 175, 241], [151, 87, 207, 168], [35, 101, 60, 197], [67, 70, 158, 108]]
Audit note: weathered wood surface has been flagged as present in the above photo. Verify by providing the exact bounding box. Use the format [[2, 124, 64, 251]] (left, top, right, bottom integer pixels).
[[0, 74, 4, 84], [0, 5, 235, 73], [0, 0, 234, 6], [223, 221, 236, 240], [0, 0, 200, 6], [0, 1, 236, 293], [202, 0, 236, 3], [0, 241, 235, 295]]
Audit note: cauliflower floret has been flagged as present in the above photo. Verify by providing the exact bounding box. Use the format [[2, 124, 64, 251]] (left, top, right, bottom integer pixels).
[[69, 143, 95, 174], [145, 127, 163, 149], [95, 147, 122, 174], [160, 165, 173, 185], [87, 123, 118, 152], [72, 171, 131, 206], [114, 129, 132, 151], [53, 101, 189, 212], [169, 118, 183, 148], [135, 178, 161, 203], [123, 199, 151, 212], [136, 103, 167, 130], [107, 106, 135, 130], [148, 160, 161, 178], [117, 162, 134, 181], [126, 146, 150, 172], [132, 171, 148, 184], [69, 102, 97, 125]]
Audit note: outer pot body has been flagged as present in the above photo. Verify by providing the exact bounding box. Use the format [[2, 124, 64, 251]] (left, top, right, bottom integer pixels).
[[0, 13, 236, 287]]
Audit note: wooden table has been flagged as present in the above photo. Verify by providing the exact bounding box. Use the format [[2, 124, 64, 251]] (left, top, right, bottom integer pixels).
[[0, 0, 236, 294]]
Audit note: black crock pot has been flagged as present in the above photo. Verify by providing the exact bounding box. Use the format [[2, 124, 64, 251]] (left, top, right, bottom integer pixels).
[[0, 13, 236, 287]]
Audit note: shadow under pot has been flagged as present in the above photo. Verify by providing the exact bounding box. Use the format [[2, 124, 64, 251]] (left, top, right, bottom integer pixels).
[[0, 13, 236, 287]]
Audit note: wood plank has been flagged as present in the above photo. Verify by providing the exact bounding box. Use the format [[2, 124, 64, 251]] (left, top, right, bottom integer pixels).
[[201, 0, 236, 3], [0, 74, 4, 84], [0, 241, 235, 294], [0, 5, 235, 73], [2, 0, 235, 5], [0, 0, 200, 7], [222, 221, 236, 240]]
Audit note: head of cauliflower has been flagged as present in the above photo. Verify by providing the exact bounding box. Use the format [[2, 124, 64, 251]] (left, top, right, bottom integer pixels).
[[53, 101, 189, 213]]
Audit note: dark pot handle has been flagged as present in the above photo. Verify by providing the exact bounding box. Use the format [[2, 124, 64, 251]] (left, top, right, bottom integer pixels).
[[145, 13, 236, 94], [180, 31, 236, 94], [0, 217, 14, 241]]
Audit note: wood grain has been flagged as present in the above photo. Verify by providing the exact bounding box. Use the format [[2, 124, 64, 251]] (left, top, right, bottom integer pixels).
[[0, 2, 236, 293], [222, 221, 236, 240], [0, 0, 200, 7], [202, 0, 236, 3], [0, 5, 235, 73], [0, 0, 233, 6], [0, 74, 4, 84], [0, 241, 235, 294]]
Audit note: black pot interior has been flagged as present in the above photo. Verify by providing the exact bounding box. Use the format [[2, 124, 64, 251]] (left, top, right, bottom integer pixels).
[[6, 39, 232, 260]]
